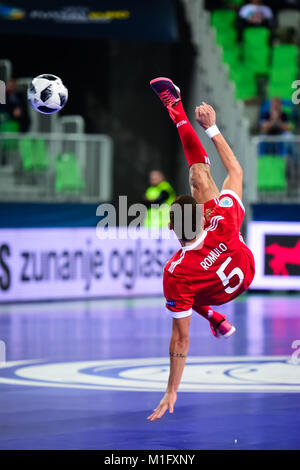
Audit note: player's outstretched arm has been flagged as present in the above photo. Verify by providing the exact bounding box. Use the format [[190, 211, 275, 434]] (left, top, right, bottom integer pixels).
[[147, 315, 191, 422], [195, 103, 243, 201]]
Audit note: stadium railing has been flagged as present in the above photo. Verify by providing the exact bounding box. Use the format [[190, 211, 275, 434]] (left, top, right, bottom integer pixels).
[[0, 132, 113, 202]]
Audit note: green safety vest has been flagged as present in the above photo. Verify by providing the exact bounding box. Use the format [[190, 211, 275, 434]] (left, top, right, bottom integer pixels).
[[144, 181, 176, 228]]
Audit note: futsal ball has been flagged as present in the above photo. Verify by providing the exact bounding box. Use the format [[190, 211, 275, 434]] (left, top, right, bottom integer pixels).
[[27, 74, 68, 114]]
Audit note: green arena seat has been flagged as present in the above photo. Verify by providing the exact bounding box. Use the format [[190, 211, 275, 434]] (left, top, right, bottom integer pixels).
[[235, 80, 257, 100], [243, 27, 271, 48], [269, 156, 287, 191], [55, 153, 84, 193], [269, 67, 298, 84], [269, 45, 299, 100], [19, 138, 49, 172], [243, 27, 271, 74], [271, 44, 299, 67], [33, 139, 49, 171], [0, 119, 19, 133], [211, 10, 237, 31], [215, 27, 238, 48], [222, 45, 241, 67], [19, 138, 34, 171], [267, 82, 295, 101], [0, 120, 20, 151], [230, 64, 258, 100], [268, 65, 298, 101], [257, 155, 286, 191], [245, 48, 270, 74], [244, 45, 270, 74]]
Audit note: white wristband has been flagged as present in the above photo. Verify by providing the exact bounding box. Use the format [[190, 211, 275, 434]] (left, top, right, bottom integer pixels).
[[205, 125, 220, 139]]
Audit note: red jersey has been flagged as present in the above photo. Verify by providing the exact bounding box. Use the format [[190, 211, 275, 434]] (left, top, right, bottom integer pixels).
[[164, 190, 255, 318]]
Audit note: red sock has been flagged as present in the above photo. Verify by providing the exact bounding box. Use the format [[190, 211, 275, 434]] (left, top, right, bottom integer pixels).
[[168, 101, 210, 167], [193, 305, 224, 328]]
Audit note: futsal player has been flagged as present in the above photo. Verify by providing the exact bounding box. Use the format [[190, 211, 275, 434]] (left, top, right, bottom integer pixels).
[[147, 78, 255, 422]]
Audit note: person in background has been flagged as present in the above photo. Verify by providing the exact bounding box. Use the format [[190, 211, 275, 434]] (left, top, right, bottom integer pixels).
[[143, 170, 176, 228], [260, 97, 292, 135], [259, 97, 293, 156], [0, 77, 30, 132], [239, 0, 274, 27]]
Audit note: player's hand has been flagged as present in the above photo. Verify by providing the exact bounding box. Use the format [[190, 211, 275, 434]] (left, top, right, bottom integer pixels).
[[147, 391, 177, 422], [195, 102, 216, 130]]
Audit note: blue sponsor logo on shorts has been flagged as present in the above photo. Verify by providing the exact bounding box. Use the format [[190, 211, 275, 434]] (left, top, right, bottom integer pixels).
[[219, 197, 233, 208], [166, 300, 176, 307]]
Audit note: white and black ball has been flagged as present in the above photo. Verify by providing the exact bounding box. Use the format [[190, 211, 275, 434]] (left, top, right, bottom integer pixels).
[[27, 74, 68, 114]]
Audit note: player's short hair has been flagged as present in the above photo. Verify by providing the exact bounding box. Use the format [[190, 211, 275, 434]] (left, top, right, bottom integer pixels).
[[170, 195, 203, 242]]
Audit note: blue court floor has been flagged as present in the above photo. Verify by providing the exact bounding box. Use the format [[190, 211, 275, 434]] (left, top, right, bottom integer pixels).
[[0, 294, 299, 450]]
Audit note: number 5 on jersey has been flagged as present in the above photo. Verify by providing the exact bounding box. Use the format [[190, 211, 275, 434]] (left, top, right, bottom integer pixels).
[[216, 257, 244, 294]]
